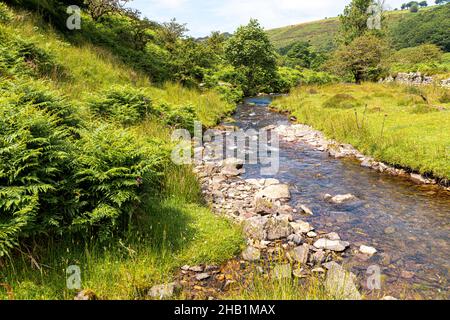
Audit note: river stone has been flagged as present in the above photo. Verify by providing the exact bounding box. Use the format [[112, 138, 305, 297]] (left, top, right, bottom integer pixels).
[[384, 226, 396, 234], [221, 157, 244, 169], [287, 234, 303, 245], [359, 245, 377, 256], [256, 184, 290, 201], [325, 194, 357, 204], [311, 249, 326, 264], [313, 239, 349, 252], [189, 265, 204, 272], [148, 282, 181, 300], [243, 216, 268, 240], [196, 273, 211, 281], [410, 173, 429, 184], [299, 205, 314, 215], [324, 232, 341, 241], [290, 244, 310, 264], [381, 296, 398, 300], [272, 264, 292, 279], [266, 215, 293, 240], [242, 246, 261, 261], [264, 178, 280, 186], [290, 220, 313, 234], [307, 231, 317, 238], [324, 262, 361, 300], [254, 197, 277, 215]]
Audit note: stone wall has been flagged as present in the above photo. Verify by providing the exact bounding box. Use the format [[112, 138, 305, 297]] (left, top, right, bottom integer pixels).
[[379, 72, 450, 88]]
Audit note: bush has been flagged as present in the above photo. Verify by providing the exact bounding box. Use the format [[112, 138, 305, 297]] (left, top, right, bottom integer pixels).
[[0, 100, 72, 256], [164, 104, 197, 133], [0, 3, 13, 23], [439, 91, 450, 103], [300, 69, 339, 85], [322, 94, 363, 109], [71, 124, 167, 239], [0, 80, 80, 129], [0, 26, 68, 79], [272, 67, 302, 93], [89, 86, 154, 126]]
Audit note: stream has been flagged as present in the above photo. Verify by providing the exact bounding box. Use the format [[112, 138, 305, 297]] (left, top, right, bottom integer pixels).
[[224, 96, 450, 299]]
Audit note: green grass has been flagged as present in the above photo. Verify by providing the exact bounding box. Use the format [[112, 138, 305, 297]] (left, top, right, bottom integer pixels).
[[266, 8, 431, 51], [0, 5, 243, 300], [272, 83, 450, 180]]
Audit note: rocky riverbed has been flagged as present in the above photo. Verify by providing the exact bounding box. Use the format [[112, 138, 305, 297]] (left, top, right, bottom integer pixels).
[[269, 122, 449, 190]]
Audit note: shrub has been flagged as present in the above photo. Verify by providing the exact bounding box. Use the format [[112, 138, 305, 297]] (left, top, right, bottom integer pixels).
[[0, 26, 68, 79], [0, 100, 72, 256], [0, 80, 80, 129], [322, 93, 363, 109], [164, 104, 196, 133], [272, 67, 302, 93], [0, 3, 13, 23], [71, 124, 168, 239], [89, 86, 153, 126], [300, 69, 339, 85], [439, 91, 450, 103]]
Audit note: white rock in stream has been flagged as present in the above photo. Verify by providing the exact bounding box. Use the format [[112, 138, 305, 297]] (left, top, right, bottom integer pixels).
[[314, 239, 349, 252], [359, 245, 377, 255], [324, 193, 357, 204]]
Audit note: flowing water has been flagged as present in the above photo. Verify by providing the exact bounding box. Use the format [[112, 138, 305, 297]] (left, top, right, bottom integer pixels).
[[225, 96, 450, 299]]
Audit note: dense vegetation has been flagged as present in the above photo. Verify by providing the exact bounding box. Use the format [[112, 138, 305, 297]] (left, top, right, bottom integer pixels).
[[1, 0, 449, 300], [0, 2, 245, 299]]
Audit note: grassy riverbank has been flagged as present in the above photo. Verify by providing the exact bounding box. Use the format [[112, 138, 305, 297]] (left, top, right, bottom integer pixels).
[[0, 5, 243, 299], [271, 83, 450, 181]]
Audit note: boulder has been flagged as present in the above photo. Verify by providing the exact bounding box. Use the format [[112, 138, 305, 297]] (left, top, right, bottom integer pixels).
[[324, 262, 361, 300], [299, 204, 314, 215], [266, 215, 293, 240], [243, 216, 268, 240], [313, 239, 349, 252], [290, 244, 310, 264], [287, 234, 303, 245], [148, 282, 181, 300], [256, 184, 290, 201], [290, 220, 313, 234], [242, 246, 261, 261], [324, 232, 341, 241], [310, 249, 326, 264]]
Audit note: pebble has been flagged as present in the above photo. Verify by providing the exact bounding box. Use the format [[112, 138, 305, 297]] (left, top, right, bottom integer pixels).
[[359, 245, 377, 256]]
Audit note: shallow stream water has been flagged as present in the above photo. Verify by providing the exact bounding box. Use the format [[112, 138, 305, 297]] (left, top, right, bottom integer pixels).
[[225, 96, 450, 299]]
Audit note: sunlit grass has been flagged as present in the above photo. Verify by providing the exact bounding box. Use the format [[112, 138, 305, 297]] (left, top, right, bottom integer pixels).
[[272, 82, 450, 180]]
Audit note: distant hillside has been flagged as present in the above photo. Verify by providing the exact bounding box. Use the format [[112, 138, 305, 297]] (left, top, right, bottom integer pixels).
[[266, 7, 433, 52]]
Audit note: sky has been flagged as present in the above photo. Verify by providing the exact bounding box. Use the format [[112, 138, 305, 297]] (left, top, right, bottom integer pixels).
[[130, 0, 414, 37]]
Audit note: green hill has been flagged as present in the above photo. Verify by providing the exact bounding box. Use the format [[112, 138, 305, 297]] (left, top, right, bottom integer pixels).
[[266, 8, 431, 51]]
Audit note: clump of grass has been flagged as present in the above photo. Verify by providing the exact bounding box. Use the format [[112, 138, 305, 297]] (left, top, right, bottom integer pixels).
[[439, 91, 450, 104], [322, 93, 362, 109]]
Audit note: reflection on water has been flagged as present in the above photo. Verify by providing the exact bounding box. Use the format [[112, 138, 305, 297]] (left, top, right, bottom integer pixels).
[[227, 96, 450, 299]]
